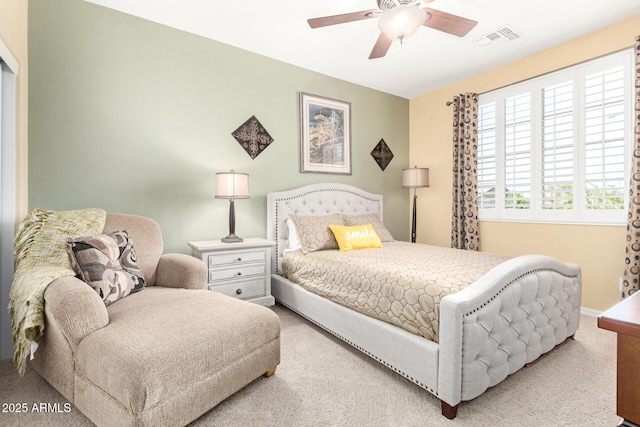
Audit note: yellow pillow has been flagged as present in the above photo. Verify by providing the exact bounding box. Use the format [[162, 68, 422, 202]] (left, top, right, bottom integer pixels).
[[329, 224, 382, 252]]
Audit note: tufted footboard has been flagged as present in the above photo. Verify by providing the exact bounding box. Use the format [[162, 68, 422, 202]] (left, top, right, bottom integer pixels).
[[437, 255, 582, 416]]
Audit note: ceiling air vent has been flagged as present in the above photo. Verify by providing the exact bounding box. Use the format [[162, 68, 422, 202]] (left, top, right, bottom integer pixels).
[[475, 25, 521, 47]]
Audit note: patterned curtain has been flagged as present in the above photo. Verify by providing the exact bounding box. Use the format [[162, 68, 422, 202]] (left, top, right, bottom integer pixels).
[[622, 36, 640, 298], [450, 93, 480, 251]]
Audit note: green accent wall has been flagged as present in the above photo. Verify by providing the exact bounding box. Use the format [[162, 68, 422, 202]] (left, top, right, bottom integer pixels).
[[29, 0, 410, 253]]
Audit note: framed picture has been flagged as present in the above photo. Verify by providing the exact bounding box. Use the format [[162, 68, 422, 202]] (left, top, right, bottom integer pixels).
[[300, 92, 351, 175]]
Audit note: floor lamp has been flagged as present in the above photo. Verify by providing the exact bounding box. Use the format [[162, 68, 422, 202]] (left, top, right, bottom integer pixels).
[[402, 166, 429, 243], [215, 170, 250, 243]]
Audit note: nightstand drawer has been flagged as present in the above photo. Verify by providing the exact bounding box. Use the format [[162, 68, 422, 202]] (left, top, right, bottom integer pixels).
[[208, 250, 265, 267], [189, 238, 275, 306], [208, 278, 266, 300], [208, 263, 266, 282]]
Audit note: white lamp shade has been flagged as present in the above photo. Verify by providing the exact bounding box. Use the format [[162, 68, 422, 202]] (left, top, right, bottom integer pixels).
[[215, 171, 250, 199], [378, 5, 427, 41], [402, 167, 429, 188]]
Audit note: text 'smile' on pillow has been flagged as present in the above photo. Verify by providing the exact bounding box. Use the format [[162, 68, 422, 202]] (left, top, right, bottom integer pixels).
[[341, 213, 395, 242], [329, 224, 383, 251]]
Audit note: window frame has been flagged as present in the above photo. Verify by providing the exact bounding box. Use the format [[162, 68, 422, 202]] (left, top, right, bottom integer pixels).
[[477, 49, 634, 226]]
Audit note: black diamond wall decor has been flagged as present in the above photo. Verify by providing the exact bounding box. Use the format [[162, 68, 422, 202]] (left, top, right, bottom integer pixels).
[[231, 115, 274, 159], [370, 139, 394, 171]]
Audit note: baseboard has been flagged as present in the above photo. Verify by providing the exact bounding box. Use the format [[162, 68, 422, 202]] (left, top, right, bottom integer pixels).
[[580, 307, 602, 317]]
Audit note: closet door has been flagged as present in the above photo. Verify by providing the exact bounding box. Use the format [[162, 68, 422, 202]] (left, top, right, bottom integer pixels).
[[0, 45, 18, 360]]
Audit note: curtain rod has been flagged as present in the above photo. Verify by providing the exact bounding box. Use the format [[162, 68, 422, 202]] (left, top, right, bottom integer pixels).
[[445, 43, 636, 105], [445, 93, 477, 106]]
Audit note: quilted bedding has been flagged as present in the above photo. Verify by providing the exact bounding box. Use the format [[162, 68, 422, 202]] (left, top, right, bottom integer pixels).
[[282, 242, 509, 342]]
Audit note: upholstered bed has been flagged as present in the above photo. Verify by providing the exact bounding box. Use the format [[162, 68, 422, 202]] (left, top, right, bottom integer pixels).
[[267, 183, 581, 419]]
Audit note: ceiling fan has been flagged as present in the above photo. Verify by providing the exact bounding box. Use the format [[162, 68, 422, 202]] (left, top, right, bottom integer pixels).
[[308, 0, 478, 59]]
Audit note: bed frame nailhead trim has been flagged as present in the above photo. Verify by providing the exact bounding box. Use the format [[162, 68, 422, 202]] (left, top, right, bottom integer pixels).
[[279, 301, 438, 396], [464, 268, 578, 316]]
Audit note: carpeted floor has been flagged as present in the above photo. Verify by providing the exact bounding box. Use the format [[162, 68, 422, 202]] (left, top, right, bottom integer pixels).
[[0, 305, 620, 426]]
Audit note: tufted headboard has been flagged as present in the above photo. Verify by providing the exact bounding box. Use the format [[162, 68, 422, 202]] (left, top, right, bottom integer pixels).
[[267, 183, 384, 275]]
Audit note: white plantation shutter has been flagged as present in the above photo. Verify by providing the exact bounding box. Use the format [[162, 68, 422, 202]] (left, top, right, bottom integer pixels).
[[476, 48, 633, 224], [504, 93, 531, 209], [584, 66, 626, 210], [542, 81, 574, 210], [478, 102, 496, 209]]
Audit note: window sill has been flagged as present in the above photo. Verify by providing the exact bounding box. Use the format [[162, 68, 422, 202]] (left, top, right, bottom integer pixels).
[[478, 217, 626, 227]]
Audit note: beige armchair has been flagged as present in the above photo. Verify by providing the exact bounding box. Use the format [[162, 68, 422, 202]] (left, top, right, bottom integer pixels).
[[30, 213, 281, 426]]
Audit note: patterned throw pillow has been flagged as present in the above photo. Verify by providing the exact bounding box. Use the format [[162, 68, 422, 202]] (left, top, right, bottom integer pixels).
[[341, 213, 395, 242], [329, 224, 382, 251], [288, 214, 345, 254], [66, 230, 145, 305]]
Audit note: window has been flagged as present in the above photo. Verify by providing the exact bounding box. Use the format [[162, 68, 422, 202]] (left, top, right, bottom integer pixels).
[[477, 49, 634, 224]]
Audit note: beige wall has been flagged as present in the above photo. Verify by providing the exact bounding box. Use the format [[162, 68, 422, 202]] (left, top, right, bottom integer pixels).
[[410, 15, 640, 313], [0, 0, 28, 219]]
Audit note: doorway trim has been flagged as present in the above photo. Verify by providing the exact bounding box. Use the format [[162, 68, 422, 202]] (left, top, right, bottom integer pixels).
[[0, 37, 19, 360]]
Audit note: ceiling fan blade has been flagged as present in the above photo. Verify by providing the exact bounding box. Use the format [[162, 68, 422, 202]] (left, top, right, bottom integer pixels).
[[369, 32, 393, 59], [308, 9, 380, 29], [422, 8, 478, 37]]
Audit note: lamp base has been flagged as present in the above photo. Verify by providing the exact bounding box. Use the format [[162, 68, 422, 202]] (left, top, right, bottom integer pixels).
[[411, 192, 418, 243], [221, 233, 243, 243]]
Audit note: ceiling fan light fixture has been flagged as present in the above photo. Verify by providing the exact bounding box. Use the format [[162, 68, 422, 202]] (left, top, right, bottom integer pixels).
[[377, 5, 427, 44]]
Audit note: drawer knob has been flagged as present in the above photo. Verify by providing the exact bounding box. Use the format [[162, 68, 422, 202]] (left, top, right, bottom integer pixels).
[[236, 257, 242, 262], [236, 288, 242, 295], [236, 272, 242, 276]]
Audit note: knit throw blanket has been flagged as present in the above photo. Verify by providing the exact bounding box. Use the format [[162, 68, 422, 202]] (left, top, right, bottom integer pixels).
[[9, 208, 106, 376]]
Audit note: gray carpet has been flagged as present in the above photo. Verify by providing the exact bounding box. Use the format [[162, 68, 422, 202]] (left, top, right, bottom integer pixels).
[[0, 305, 620, 426]]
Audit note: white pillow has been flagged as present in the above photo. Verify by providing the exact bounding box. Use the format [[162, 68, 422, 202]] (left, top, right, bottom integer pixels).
[[284, 218, 302, 252]]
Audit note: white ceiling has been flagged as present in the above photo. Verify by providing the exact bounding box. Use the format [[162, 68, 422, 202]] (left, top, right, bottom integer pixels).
[[84, 0, 640, 99]]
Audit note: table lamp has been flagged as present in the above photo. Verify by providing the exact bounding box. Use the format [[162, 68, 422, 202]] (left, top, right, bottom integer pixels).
[[215, 170, 250, 243]]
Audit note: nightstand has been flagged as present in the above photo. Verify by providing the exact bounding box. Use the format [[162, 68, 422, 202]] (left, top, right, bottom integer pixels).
[[188, 238, 275, 306]]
